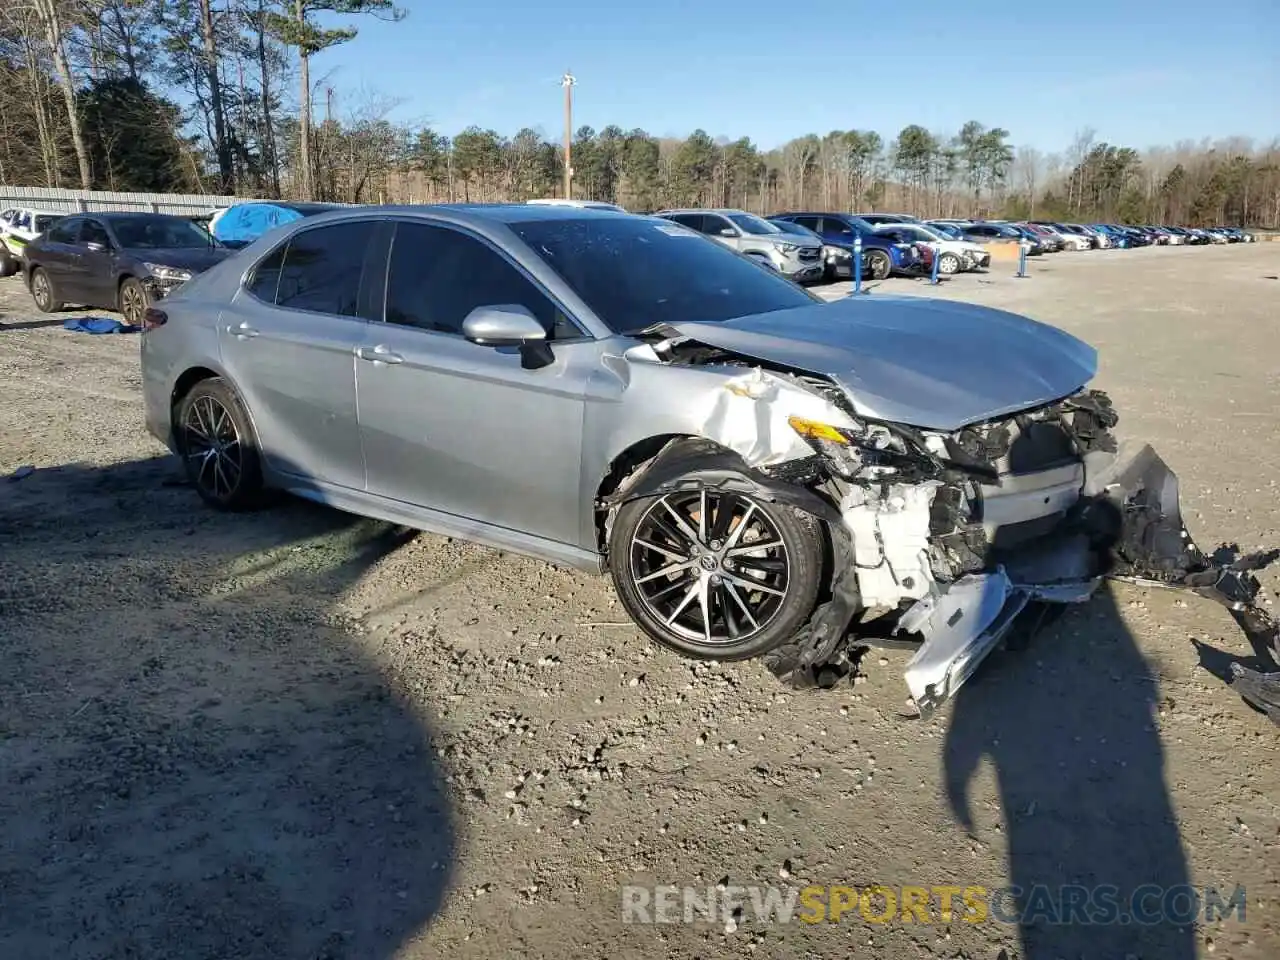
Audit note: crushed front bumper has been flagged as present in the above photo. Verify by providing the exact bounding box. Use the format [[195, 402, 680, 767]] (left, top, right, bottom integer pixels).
[[777, 439, 1280, 722]]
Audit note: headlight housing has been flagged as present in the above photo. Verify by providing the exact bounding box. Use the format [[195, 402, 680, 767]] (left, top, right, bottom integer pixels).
[[144, 262, 193, 283], [776, 242, 799, 255]]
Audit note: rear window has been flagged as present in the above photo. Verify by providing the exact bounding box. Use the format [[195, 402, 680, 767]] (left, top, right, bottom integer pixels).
[[512, 217, 818, 334]]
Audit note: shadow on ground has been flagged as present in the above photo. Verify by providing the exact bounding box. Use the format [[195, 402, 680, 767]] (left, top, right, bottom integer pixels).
[[0, 456, 456, 959], [944, 590, 1195, 959]]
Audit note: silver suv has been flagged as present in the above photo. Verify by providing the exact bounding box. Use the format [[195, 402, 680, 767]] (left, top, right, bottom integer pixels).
[[654, 208, 824, 282]]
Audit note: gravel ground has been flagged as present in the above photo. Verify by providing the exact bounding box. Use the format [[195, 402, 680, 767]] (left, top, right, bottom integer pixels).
[[2, 245, 1278, 960]]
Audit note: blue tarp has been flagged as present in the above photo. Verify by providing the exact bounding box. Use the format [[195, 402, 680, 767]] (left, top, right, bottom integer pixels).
[[212, 202, 307, 245], [63, 317, 139, 334]]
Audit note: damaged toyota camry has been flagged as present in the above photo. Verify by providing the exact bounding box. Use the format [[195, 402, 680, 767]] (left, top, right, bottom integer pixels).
[[141, 204, 1279, 718]]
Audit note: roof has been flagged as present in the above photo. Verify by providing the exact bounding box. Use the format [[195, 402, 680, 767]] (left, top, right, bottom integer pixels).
[[302, 202, 635, 226]]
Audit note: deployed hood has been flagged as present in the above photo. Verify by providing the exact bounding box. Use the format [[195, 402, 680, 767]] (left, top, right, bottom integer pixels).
[[665, 295, 1097, 431], [125, 246, 231, 273]]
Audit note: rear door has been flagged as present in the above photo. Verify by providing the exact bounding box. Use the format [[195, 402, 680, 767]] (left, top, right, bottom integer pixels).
[[35, 216, 85, 297], [217, 219, 382, 490]]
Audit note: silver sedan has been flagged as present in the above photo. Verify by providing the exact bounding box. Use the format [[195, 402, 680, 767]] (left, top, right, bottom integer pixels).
[[140, 204, 1274, 712]]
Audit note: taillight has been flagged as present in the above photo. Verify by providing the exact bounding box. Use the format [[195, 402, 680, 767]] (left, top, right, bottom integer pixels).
[[142, 307, 167, 331]]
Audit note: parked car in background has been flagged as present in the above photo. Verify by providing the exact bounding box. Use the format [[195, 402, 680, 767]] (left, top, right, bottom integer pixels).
[[947, 221, 1036, 250], [213, 201, 344, 249], [1016, 223, 1065, 252], [654, 209, 825, 283], [770, 217, 859, 281], [0, 206, 64, 277], [874, 222, 990, 273], [1028, 221, 1091, 251], [527, 199, 628, 213], [1089, 224, 1130, 247], [771, 212, 923, 279], [23, 212, 231, 326]]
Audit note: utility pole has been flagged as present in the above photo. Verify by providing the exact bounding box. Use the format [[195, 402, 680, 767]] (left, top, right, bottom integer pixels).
[[561, 70, 576, 199]]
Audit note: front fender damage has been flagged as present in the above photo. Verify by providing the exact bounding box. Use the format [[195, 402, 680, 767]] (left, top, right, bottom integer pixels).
[[602, 354, 1280, 725]]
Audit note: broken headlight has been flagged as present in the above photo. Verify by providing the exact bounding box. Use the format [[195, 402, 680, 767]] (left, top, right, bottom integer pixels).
[[788, 415, 941, 480]]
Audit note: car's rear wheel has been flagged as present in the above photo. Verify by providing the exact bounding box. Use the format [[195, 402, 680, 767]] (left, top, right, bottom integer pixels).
[[30, 268, 63, 312], [609, 485, 824, 661], [118, 277, 148, 327], [867, 249, 891, 280], [938, 252, 961, 275], [174, 377, 265, 511]]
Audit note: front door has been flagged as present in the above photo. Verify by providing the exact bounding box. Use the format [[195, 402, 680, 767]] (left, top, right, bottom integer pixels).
[[77, 218, 119, 307], [217, 220, 380, 491], [355, 220, 589, 547]]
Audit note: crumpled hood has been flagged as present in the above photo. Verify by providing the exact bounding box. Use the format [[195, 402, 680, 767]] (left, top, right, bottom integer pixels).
[[665, 294, 1097, 431]]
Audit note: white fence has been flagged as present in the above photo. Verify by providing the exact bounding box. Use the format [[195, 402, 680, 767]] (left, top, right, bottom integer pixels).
[[0, 185, 247, 216]]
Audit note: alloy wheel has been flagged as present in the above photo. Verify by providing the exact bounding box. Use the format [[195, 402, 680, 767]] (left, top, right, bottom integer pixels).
[[182, 394, 242, 500], [120, 282, 146, 326], [32, 272, 50, 309], [628, 490, 791, 644]]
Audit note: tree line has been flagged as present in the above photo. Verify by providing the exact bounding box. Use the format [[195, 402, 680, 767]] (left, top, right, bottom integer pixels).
[[2, 2, 1277, 227]]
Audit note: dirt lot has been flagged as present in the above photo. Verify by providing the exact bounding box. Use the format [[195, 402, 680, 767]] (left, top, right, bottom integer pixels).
[[2, 245, 1278, 960]]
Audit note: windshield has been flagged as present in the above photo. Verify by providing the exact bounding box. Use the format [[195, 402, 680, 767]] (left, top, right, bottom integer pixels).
[[928, 223, 963, 239], [727, 213, 782, 235], [772, 220, 820, 240], [111, 215, 217, 249], [513, 217, 819, 334]]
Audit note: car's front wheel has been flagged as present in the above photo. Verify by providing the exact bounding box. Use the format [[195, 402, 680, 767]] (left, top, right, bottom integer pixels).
[[938, 252, 961, 275], [174, 377, 265, 511], [866, 249, 891, 280], [118, 277, 149, 327], [609, 485, 824, 661]]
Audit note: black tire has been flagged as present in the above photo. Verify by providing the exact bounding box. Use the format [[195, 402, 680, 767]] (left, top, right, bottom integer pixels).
[[938, 252, 961, 275], [609, 481, 825, 661], [173, 377, 265, 511], [867, 249, 891, 280], [0, 247, 15, 278], [118, 276, 149, 327], [30, 267, 63, 312]]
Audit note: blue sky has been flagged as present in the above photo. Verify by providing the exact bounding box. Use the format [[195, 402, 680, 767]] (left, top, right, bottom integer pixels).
[[323, 0, 1278, 153]]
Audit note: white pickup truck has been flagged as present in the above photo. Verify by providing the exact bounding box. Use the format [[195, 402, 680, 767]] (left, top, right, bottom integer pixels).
[[0, 207, 65, 276]]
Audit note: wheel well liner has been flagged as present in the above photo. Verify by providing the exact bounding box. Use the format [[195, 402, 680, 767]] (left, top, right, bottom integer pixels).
[[171, 366, 221, 410]]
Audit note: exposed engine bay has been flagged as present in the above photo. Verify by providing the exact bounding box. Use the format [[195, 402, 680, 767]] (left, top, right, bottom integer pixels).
[[607, 331, 1280, 725]]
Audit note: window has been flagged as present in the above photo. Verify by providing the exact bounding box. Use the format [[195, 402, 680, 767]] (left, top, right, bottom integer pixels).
[[81, 220, 111, 247], [111, 215, 214, 250], [512, 216, 818, 334], [702, 215, 735, 236], [820, 218, 855, 239], [667, 213, 704, 231], [274, 221, 376, 316], [15, 212, 31, 229], [726, 213, 780, 236], [0, 210, 13, 224], [45, 218, 82, 244], [792, 216, 821, 232], [384, 221, 571, 339], [246, 242, 286, 303]]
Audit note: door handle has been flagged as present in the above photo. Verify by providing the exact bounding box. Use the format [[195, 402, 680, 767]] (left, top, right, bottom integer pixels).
[[225, 321, 259, 339], [356, 345, 403, 364]]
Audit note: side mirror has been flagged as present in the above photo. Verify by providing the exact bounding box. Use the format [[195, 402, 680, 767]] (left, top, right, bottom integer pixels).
[[461, 304, 546, 346], [85, 241, 107, 253], [718, 227, 738, 237], [461, 304, 554, 370]]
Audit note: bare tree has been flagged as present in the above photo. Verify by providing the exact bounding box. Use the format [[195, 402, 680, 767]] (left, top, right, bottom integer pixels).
[[1013, 145, 1042, 216], [27, 0, 92, 187]]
